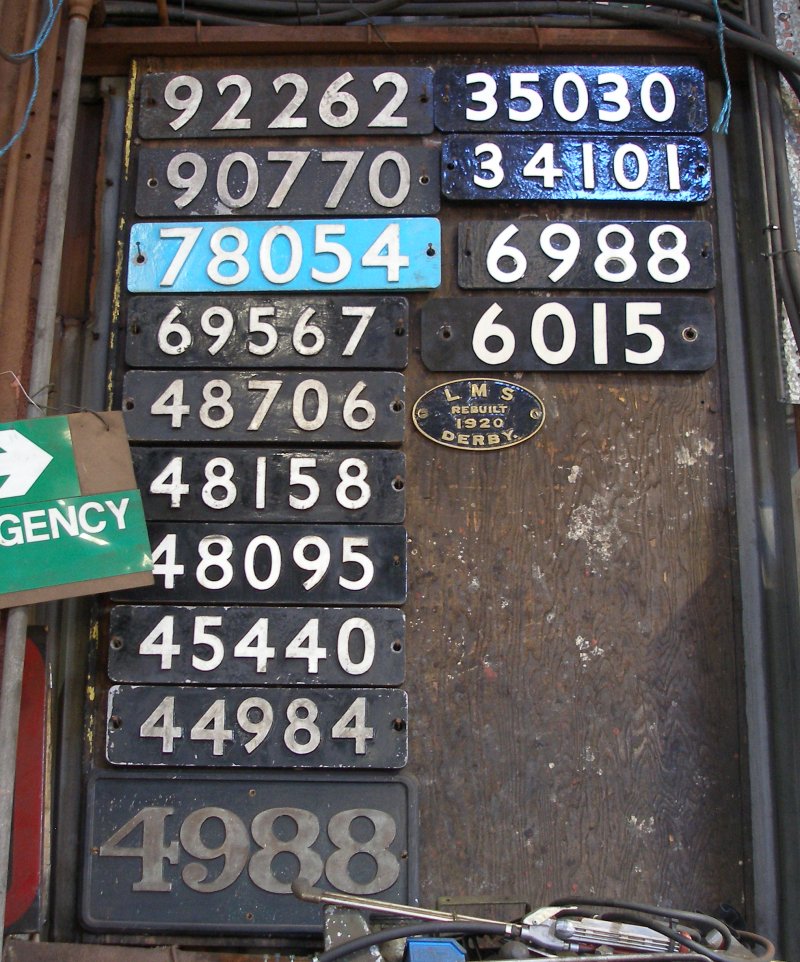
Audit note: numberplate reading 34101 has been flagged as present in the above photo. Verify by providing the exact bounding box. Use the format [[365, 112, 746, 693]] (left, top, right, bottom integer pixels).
[[106, 684, 408, 768], [82, 772, 417, 933]]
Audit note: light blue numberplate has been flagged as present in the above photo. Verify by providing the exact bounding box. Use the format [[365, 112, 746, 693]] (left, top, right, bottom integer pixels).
[[127, 218, 441, 293]]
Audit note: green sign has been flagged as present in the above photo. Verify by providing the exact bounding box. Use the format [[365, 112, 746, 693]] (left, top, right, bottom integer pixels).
[[0, 414, 153, 604]]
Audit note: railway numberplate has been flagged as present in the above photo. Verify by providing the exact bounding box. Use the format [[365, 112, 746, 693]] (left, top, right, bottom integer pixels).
[[106, 684, 408, 769], [137, 66, 434, 139], [132, 447, 406, 523], [135, 145, 440, 217], [458, 220, 715, 290], [441, 135, 711, 203], [421, 296, 716, 371], [108, 605, 405, 686], [82, 771, 417, 932], [124, 295, 408, 369], [124, 523, 407, 605], [121, 370, 405, 444]]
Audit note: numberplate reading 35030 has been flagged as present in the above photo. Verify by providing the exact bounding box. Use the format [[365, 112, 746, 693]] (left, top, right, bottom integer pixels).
[[127, 219, 442, 292], [82, 772, 417, 933], [106, 685, 408, 768]]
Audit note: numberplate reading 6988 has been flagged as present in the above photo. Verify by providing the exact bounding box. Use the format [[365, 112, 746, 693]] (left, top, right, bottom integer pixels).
[[106, 684, 408, 768], [82, 772, 417, 932]]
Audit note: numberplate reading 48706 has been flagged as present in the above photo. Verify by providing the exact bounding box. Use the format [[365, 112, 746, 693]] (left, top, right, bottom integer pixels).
[[82, 772, 417, 933]]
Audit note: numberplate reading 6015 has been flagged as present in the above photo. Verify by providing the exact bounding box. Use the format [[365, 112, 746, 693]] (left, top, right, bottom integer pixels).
[[124, 295, 408, 369], [137, 67, 434, 139], [127, 218, 442, 293], [135, 146, 440, 217], [122, 371, 405, 444], [106, 685, 408, 769], [133, 447, 406, 523], [125, 523, 407, 605], [421, 296, 716, 372], [82, 771, 417, 932], [108, 605, 405, 686], [458, 221, 715, 290], [434, 65, 706, 133], [441, 135, 710, 202]]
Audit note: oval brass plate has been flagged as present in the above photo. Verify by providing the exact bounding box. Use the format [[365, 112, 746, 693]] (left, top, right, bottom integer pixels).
[[412, 378, 545, 451]]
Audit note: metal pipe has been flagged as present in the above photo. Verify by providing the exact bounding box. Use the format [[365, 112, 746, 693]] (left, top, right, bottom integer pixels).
[[0, 0, 92, 936]]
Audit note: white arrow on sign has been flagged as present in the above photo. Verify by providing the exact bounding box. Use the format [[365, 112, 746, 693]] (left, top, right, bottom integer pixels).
[[0, 429, 54, 500]]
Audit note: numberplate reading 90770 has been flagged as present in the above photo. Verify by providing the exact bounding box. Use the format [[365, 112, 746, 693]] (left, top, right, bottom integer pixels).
[[106, 685, 408, 769], [82, 772, 417, 933]]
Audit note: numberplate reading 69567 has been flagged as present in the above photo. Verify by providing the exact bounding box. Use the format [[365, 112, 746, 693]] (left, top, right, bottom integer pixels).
[[106, 684, 408, 768], [82, 772, 417, 933]]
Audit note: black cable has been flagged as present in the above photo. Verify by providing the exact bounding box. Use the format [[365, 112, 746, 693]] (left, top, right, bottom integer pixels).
[[549, 897, 736, 948], [315, 921, 514, 962], [586, 911, 752, 962]]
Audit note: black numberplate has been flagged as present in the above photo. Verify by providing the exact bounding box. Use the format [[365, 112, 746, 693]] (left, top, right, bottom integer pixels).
[[106, 684, 408, 769], [122, 370, 405, 444], [441, 135, 711, 203], [108, 605, 405, 686], [82, 771, 417, 933], [124, 294, 408, 369], [137, 67, 434, 138], [434, 65, 707, 133], [421, 296, 716, 372], [135, 145, 440, 218], [132, 447, 406, 523], [458, 221, 715, 290], [127, 523, 407, 604]]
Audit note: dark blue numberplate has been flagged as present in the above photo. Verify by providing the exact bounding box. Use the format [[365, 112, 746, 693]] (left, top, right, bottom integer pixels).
[[107, 605, 406, 686], [435, 65, 707, 133], [441, 135, 711, 203], [105, 684, 408, 769], [421, 296, 716, 372], [82, 771, 417, 933]]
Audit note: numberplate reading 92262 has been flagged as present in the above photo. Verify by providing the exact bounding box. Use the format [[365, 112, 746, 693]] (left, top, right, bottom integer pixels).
[[106, 684, 408, 768], [82, 771, 417, 933]]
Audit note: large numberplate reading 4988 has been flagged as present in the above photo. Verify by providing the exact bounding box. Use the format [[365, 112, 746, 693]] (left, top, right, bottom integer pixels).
[[122, 371, 405, 444], [106, 684, 408, 768], [82, 772, 417, 933]]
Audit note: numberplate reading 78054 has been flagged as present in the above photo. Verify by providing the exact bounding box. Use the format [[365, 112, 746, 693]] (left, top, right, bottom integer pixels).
[[106, 684, 408, 768], [82, 771, 417, 933]]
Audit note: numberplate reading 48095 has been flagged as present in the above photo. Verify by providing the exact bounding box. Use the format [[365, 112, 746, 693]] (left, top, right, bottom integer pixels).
[[82, 772, 417, 933]]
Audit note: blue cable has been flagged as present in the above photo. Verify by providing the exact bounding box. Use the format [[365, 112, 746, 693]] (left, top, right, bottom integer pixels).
[[0, 0, 66, 159], [711, 0, 733, 133]]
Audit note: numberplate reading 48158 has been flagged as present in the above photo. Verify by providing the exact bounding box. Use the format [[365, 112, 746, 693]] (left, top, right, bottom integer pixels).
[[82, 772, 417, 932]]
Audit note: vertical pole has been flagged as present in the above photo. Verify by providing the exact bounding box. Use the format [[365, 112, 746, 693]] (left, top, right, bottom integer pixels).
[[0, 0, 91, 936]]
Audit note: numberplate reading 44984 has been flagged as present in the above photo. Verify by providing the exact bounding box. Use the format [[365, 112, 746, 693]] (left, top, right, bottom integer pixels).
[[82, 772, 417, 933], [106, 685, 408, 768]]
